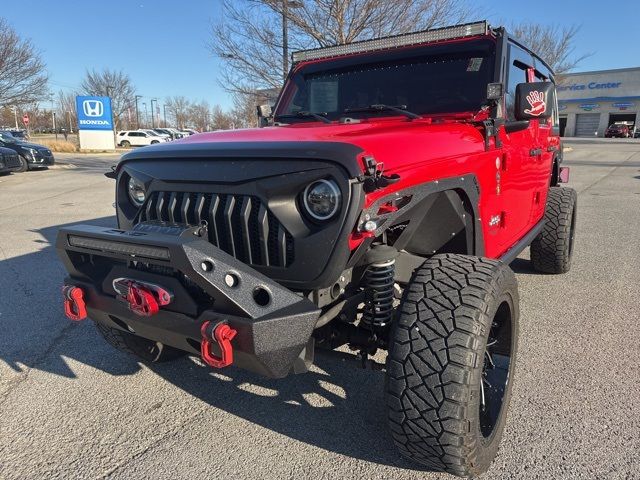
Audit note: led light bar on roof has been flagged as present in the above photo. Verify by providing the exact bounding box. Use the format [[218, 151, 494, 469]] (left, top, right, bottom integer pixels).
[[292, 21, 489, 63]]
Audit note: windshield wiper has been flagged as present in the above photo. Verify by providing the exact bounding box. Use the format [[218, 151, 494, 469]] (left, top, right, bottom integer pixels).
[[344, 104, 420, 120], [276, 111, 331, 124]]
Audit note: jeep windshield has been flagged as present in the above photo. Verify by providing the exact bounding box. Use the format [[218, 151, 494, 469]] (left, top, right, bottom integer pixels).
[[276, 39, 495, 123]]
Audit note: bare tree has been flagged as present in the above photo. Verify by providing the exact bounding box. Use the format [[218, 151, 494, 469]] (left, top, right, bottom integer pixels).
[[211, 105, 235, 130], [57, 90, 78, 132], [165, 96, 192, 129], [0, 18, 48, 107], [188, 100, 212, 131], [80, 69, 136, 130], [230, 92, 262, 128], [210, 0, 474, 93], [510, 23, 590, 74]]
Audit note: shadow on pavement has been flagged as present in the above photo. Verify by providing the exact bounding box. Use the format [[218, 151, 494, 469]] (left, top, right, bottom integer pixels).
[[0, 216, 141, 378], [0, 215, 419, 470]]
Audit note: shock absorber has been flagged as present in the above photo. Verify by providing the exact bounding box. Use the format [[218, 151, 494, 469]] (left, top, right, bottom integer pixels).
[[362, 245, 398, 329]]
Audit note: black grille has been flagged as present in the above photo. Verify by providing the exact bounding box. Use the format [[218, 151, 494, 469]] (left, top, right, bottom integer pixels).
[[139, 191, 294, 267], [3, 153, 20, 169]]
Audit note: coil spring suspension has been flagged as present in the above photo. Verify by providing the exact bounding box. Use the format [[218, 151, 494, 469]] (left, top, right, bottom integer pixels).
[[362, 258, 395, 328]]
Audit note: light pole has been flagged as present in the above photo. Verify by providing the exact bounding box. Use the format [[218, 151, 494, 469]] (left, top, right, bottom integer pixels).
[[12, 106, 18, 129], [50, 96, 58, 140], [163, 104, 167, 127], [150, 98, 158, 128], [281, 0, 302, 82], [105, 84, 116, 133], [142, 102, 148, 128], [135, 95, 142, 129]]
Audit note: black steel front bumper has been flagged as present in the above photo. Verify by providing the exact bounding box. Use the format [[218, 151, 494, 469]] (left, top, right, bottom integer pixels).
[[56, 224, 321, 378]]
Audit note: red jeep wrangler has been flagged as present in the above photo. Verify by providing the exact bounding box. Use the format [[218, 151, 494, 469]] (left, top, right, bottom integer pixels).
[[57, 21, 576, 477]]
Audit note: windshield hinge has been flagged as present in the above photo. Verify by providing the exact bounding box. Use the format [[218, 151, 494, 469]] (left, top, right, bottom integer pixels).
[[360, 156, 400, 193], [480, 119, 503, 151]]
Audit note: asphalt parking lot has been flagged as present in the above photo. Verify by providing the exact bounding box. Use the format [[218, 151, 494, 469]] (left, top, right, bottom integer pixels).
[[0, 139, 639, 479]]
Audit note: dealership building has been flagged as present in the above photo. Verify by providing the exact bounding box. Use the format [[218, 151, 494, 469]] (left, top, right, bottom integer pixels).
[[557, 67, 640, 137]]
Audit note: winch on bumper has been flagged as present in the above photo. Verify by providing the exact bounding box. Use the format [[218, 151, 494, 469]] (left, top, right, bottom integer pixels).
[[56, 224, 320, 378]]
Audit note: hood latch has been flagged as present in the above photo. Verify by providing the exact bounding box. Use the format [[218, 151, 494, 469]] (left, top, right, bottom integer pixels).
[[360, 156, 400, 193]]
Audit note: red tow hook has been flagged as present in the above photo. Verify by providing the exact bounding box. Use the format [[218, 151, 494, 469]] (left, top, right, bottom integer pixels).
[[63, 285, 87, 321], [126, 283, 159, 317], [200, 321, 237, 368]]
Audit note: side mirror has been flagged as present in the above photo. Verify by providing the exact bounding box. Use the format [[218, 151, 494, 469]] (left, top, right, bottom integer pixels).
[[257, 104, 272, 119], [515, 82, 555, 120]]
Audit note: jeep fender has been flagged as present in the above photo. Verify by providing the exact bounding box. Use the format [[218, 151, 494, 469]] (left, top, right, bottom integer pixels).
[[347, 175, 484, 277]]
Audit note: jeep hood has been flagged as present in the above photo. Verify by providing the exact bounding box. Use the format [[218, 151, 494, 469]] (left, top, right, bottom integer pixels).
[[119, 120, 486, 177]]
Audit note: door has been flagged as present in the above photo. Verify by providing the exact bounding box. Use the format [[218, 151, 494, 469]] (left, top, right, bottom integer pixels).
[[529, 63, 559, 224], [559, 117, 567, 136], [493, 43, 538, 255], [575, 113, 600, 137]]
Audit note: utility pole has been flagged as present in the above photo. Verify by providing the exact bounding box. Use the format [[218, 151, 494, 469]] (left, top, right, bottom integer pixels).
[[282, 0, 288, 82], [150, 99, 157, 128], [12, 106, 18, 129], [135, 95, 142, 129], [50, 96, 58, 140], [163, 104, 167, 127], [67, 111, 73, 133], [281, 1, 302, 82]]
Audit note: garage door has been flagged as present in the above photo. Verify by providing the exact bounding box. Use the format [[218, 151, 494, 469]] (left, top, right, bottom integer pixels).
[[575, 113, 601, 137]]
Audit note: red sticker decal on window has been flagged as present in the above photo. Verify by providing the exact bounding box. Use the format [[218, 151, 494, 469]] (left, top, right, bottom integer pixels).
[[524, 91, 546, 116]]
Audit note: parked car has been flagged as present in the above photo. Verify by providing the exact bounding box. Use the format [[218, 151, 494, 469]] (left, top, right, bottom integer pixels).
[[153, 127, 185, 140], [0, 146, 22, 174], [57, 21, 576, 477], [142, 129, 171, 141], [0, 131, 55, 171], [116, 130, 168, 148], [8, 129, 29, 140], [604, 124, 630, 138], [633, 126, 640, 138], [165, 127, 188, 139], [179, 128, 198, 136]]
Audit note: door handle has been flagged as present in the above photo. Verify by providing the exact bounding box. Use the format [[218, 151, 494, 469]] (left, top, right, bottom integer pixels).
[[529, 148, 543, 157]]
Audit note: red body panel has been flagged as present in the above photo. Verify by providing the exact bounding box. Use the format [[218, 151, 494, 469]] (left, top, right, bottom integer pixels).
[[180, 112, 556, 259]]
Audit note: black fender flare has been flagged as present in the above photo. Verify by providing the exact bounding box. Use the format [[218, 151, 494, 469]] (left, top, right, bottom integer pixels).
[[347, 174, 485, 269]]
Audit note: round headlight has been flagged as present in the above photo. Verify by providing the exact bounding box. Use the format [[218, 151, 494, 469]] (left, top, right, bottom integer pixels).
[[302, 179, 341, 221], [127, 176, 146, 207]]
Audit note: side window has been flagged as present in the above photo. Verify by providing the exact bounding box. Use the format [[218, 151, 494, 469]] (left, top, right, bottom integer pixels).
[[506, 62, 527, 120], [505, 43, 534, 121]]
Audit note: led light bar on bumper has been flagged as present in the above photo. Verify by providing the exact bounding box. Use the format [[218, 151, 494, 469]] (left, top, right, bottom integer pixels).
[[292, 21, 489, 63], [67, 235, 171, 260]]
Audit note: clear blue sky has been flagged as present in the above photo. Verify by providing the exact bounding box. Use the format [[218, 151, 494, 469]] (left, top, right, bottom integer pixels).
[[1, 0, 636, 110]]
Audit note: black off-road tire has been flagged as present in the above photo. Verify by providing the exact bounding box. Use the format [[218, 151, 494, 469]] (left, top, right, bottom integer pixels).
[[386, 254, 519, 477], [530, 186, 577, 274], [95, 323, 186, 363]]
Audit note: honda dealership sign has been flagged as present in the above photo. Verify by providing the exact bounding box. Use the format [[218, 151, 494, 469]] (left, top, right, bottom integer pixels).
[[76, 96, 113, 130], [76, 95, 115, 150]]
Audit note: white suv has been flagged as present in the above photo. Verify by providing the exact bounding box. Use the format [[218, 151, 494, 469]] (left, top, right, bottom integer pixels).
[[117, 130, 168, 147]]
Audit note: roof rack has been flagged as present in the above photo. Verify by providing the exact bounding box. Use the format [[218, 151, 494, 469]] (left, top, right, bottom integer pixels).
[[292, 21, 489, 63]]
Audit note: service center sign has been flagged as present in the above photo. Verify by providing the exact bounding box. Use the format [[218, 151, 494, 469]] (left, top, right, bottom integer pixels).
[[76, 95, 113, 130]]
